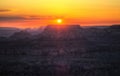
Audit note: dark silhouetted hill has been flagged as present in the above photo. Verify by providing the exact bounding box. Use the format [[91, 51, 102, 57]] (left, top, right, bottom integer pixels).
[[39, 25, 84, 40], [0, 27, 21, 37], [0, 25, 120, 76], [10, 30, 32, 40], [25, 26, 45, 35], [109, 24, 120, 29]]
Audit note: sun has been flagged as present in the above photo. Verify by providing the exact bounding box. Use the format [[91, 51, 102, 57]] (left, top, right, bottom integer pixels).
[[57, 19, 62, 24]]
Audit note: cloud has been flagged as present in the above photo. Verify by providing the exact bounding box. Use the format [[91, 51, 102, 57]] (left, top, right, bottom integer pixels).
[[0, 16, 26, 21], [0, 15, 63, 22], [0, 9, 11, 12], [0, 16, 41, 22]]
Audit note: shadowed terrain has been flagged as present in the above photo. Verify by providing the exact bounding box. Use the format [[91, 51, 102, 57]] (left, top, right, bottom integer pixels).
[[0, 25, 120, 76]]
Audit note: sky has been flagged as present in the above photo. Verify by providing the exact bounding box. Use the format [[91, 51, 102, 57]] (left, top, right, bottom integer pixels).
[[0, 0, 120, 28]]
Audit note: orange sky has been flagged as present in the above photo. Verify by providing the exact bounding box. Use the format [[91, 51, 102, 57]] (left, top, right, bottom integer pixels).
[[0, 0, 120, 28]]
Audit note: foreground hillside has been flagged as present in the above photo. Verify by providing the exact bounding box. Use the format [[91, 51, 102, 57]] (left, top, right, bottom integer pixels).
[[0, 25, 120, 76]]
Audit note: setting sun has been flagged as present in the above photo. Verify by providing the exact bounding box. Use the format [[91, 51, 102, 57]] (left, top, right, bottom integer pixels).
[[0, 0, 120, 28], [57, 19, 62, 24]]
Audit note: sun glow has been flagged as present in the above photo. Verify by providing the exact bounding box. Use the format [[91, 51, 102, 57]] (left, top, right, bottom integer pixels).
[[0, 0, 120, 28], [57, 19, 62, 24]]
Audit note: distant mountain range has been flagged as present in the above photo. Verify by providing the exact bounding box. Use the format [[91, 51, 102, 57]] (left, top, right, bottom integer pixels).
[[0, 24, 120, 52], [0, 26, 45, 37], [0, 24, 120, 39], [40, 25, 83, 40]]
